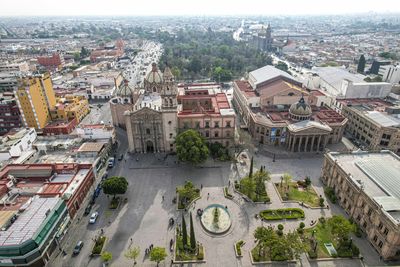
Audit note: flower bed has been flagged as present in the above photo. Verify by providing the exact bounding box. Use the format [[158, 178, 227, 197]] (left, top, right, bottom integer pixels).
[[175, 229, 204, 261], [235, 240, 245, 257], [176, 181, 200, 210], [260, 208, 304, 221], [91, 236, 106, 255]]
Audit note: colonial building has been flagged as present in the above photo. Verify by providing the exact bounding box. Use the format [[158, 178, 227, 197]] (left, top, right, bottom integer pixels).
[[321, 150, 400, 260], [124, 63, 178, 153], [110, 79, 135, 129], [233, 65, 347, 152], [115, 63, 236, 153], [338, 98, 400, 154]]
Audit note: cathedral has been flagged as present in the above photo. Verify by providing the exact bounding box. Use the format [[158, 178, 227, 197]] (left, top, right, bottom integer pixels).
[[110, 63, 236, 154], [117, 63, 178, 153]]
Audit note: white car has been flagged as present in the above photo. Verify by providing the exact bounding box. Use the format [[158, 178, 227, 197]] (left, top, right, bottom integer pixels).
[[89, 211, 99, 224]]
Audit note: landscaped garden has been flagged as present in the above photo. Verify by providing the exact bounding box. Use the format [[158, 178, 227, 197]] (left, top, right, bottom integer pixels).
[[251, 225, 306, 262], [175, 212, 204, 261], [303, 216, 359, 259], [276, 174, 323, 207], [176, 181, 200, 210], [236, 160, 271, 203], [259, 208, 305, 220]]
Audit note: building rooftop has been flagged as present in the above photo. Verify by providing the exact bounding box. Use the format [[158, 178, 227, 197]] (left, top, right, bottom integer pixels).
[[0, 197, 60, 246], [77, 142, 105, 153], [312, 66, 365, 90], [249, 65, 294, 88], [365, 111, 400, 127], [328, 151, 400, 222]]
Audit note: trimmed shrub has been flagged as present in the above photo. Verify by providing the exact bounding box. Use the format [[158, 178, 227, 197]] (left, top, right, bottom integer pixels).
[[276, 229, 283, 236], [278, 224, 284, 231], [299, 222, 305, 229], [308, 250, 317, 259], [319, 197, 325, 207], [324, 187, 337, 203]]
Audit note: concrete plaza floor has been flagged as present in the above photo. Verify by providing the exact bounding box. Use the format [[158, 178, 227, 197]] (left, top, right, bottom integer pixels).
[[48, 139, 388, 267]]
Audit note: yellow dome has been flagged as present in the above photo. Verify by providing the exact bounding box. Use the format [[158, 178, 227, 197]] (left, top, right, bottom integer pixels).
[[145, 63, 163, 84], [289, 96, 312, 120]]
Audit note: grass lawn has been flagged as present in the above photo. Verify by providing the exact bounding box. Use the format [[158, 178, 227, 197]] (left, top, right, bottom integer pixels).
[[276, 182, 320, 207], [304, 219, 358, 258], [92, 236, 106, 255], [260, 208, 304, 220], [251, 240, 293, 262]]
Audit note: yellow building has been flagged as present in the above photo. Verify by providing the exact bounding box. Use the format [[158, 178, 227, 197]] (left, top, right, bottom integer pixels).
[[50, 95, 90, 123], [15, 73, 56, 129]]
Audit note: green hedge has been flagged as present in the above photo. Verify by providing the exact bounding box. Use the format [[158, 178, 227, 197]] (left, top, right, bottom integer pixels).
[[235, 240, 244, 256], [260, 208, 305, 220], [92, 236, 106, 255]]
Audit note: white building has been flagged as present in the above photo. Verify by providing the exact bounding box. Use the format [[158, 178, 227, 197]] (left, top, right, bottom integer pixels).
[[307, 67, 392, 108], [0, 128, 37, 161], [379, 65, 400, 84], [76, 124, 116, 143]]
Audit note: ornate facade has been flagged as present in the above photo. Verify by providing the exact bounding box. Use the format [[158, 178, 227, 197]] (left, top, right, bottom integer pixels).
[[124, 63, 178, 153]]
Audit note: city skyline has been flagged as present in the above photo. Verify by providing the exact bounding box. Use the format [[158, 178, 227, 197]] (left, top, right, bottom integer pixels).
[[1, 0, 399, 16]]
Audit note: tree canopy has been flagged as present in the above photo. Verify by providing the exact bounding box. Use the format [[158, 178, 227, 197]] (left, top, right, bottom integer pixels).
[[102, 176, 128, 198], [357, 55, 366, 74], [176, 129, 209, 164], [150, 247, 167, 266]]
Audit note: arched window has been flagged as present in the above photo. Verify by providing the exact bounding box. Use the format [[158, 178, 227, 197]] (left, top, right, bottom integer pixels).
[[169, 98, 173, 106], [146, 128, 151, 135], [153, 87, 156, 92]]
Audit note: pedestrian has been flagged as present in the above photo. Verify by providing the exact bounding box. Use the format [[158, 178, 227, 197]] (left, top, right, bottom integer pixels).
[[327, 204, 329, 210], [162, 195, 164, 201], [207, 192, 210, 199], [130, 237, 133, 242], [228, 180, 231, 186], [201, 184, 203, 190]]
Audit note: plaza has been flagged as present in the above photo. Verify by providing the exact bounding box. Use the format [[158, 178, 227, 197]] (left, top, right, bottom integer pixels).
[[46, 130, 385, 267]]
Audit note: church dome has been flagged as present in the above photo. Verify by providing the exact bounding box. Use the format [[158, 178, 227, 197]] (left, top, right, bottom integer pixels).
[[145, 63, 163, 84], [289, 96, 312, 121], [116, 79, 133, 98]]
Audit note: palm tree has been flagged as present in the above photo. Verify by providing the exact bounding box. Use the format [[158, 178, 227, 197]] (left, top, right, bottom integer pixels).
[[282, 173, 292, 193]]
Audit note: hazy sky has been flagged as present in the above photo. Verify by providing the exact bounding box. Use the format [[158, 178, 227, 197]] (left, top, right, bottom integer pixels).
[[0, 0, 398, 16]]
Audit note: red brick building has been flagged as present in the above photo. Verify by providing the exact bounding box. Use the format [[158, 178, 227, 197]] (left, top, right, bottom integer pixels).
[[37, 53, 65, 70], [42, 118, 77, 135], [0, 93, 22, 136]]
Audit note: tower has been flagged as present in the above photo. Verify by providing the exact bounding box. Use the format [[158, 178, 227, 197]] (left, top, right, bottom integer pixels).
[[266, 23, 273, 52], [161, 66, 178, 152]]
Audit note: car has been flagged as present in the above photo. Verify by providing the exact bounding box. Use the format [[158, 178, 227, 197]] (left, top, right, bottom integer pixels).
[[89, 211, 99, 224], [73, 241, 84, 255], [118, 154, 124, 161], [84, 204, 93, 216]]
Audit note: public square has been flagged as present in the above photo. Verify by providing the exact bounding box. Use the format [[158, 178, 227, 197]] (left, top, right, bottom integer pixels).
[[47, 130, 385, 267]]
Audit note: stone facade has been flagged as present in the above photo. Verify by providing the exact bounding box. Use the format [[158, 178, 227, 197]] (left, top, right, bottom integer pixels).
[[321, 151, 400, 260]]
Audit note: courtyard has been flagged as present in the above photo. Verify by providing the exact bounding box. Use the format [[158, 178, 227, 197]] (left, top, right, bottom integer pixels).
[[47, 132, 383, 267]]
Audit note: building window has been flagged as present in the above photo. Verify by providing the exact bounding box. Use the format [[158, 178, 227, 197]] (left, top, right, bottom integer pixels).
[[205, 131, 209, 137], [373, 235, 378, 242], [214, 122, 219, 128], [195, 122, 200, 128], [146, 128, 150, 135], [226, 121, 231, 128], [169, 133, 173, 138], [226, 131, 230, 137], [205, 121, 210, 128], [378, 241, 383, 248], [383, 228, 389, 236], [367, 208, 372, 216], [378, 222, 383, 230], [214, 131, 219, 138], [183, 122, 189, 129], [168, 121, 172, 124]]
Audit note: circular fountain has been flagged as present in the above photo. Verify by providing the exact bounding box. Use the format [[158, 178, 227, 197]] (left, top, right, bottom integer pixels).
[[200, 204, 232, 235]]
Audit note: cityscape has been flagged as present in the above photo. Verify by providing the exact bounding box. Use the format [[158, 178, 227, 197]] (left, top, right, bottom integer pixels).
[[0, 1, 400, 266]]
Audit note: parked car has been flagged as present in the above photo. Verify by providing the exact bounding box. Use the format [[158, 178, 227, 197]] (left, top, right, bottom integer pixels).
[[118, 154, 124, 161], [84, 204, 93, 216], [73, 241, 84, 255], [89, 212, 99, 224]]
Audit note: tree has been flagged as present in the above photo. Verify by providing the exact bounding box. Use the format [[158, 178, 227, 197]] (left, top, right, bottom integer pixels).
[[189, 212, 196, 250], [240, 177, 256, 199], [275, 61, 291, 75], [73, 52, 81, 62], [101, 251, 112, 263], [102, 176, 128, 199], [254, 169, 270, 200], [285, 231, 307, 260], [181, 213, 188, 249], [176, 129, 209, 164], [81, 46, 90, 58], [124, 246, 140, 265], [249, 156, 254, 178], [357, 55, 366, 74], [149, 247, 167, 266], [282, 173, 292, 192], [328, 215, 354, 242]]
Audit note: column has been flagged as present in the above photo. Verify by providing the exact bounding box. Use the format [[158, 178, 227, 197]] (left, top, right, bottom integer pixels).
[[323, 136, 328, 151], [305, 136, 310, 152], [291, 136, 296, 152], [298, 136, 302, 152], [317, 135, 321, 152], [310, 135, 316, 152]]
